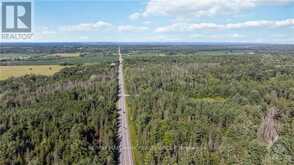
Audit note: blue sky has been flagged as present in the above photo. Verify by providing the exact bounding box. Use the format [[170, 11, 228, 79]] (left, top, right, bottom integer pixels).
[[7, 0, 294, 43]]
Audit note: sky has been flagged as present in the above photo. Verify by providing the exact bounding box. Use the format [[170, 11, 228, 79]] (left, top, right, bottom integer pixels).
[[3, 0, 294, 43]]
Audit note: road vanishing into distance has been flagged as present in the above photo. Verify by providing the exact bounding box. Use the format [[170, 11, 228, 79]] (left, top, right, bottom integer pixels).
[[118, 47, 134, 165]]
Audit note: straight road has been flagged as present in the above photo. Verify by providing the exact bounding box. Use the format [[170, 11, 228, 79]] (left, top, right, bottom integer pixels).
[[118, 47, 134, 165]]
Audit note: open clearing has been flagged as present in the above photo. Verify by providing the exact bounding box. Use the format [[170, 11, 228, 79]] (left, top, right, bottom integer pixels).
[[0, 65, 64, 80], [46, 53, 80, 58]]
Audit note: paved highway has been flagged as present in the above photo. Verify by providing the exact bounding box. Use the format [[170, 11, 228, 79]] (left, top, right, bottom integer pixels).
[[118, 47, 134, 165]]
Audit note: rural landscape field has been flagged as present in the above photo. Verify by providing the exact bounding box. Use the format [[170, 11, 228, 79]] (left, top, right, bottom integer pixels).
[[1, 43, 294, 165]]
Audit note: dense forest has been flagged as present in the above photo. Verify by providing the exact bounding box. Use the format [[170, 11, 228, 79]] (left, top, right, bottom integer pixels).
[[0, 64, 119, 164], [121, 44, 294, 56], [125, 55, 294, 165], [1, 44, 294, 165]]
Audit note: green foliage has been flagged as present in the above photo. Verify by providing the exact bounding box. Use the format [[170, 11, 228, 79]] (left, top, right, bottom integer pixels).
[[125, 55, 294, 165], [0, 65, 119, 164]]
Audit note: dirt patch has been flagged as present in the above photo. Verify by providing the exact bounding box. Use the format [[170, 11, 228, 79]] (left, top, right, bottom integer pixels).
[[258, 107, 280, 146]]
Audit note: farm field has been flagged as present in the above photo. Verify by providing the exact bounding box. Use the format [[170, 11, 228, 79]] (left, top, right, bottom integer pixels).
[[45, 52, 80, 58], [0, 65, 65, 80]]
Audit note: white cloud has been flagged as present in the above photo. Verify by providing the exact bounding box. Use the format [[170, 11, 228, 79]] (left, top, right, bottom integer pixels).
[[134, 0, 293, 18], [232, 33, 243, 38], [36, 26, 57, 35], [155, 18, 294, 32], [129, 12, 141, 20], [59, 21, 113, 32], [57, 21, 150, 34], [155, 23, 221, 32], [32, 26, 57, 41], [79, 36, 89, 40], [118, 25, 149, 32], [190, 33, 244, 39], [143, 21, 152, 25]]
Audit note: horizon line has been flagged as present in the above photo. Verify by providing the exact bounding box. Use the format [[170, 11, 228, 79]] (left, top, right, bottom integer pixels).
[[2, 41, 294, 45]]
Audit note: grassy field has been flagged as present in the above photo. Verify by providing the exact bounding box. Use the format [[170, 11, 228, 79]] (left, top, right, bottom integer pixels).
[[0, 65, 64, 80], [46, 52, 80, 58], [0, 55, 117, 66]]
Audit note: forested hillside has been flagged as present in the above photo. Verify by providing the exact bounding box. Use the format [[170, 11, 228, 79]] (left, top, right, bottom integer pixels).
[[125, 55, 294, 165], [0, 64, 119, 164]]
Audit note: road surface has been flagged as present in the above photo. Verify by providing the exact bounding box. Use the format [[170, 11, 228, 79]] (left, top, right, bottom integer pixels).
[[118, 47, 134, 165]]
